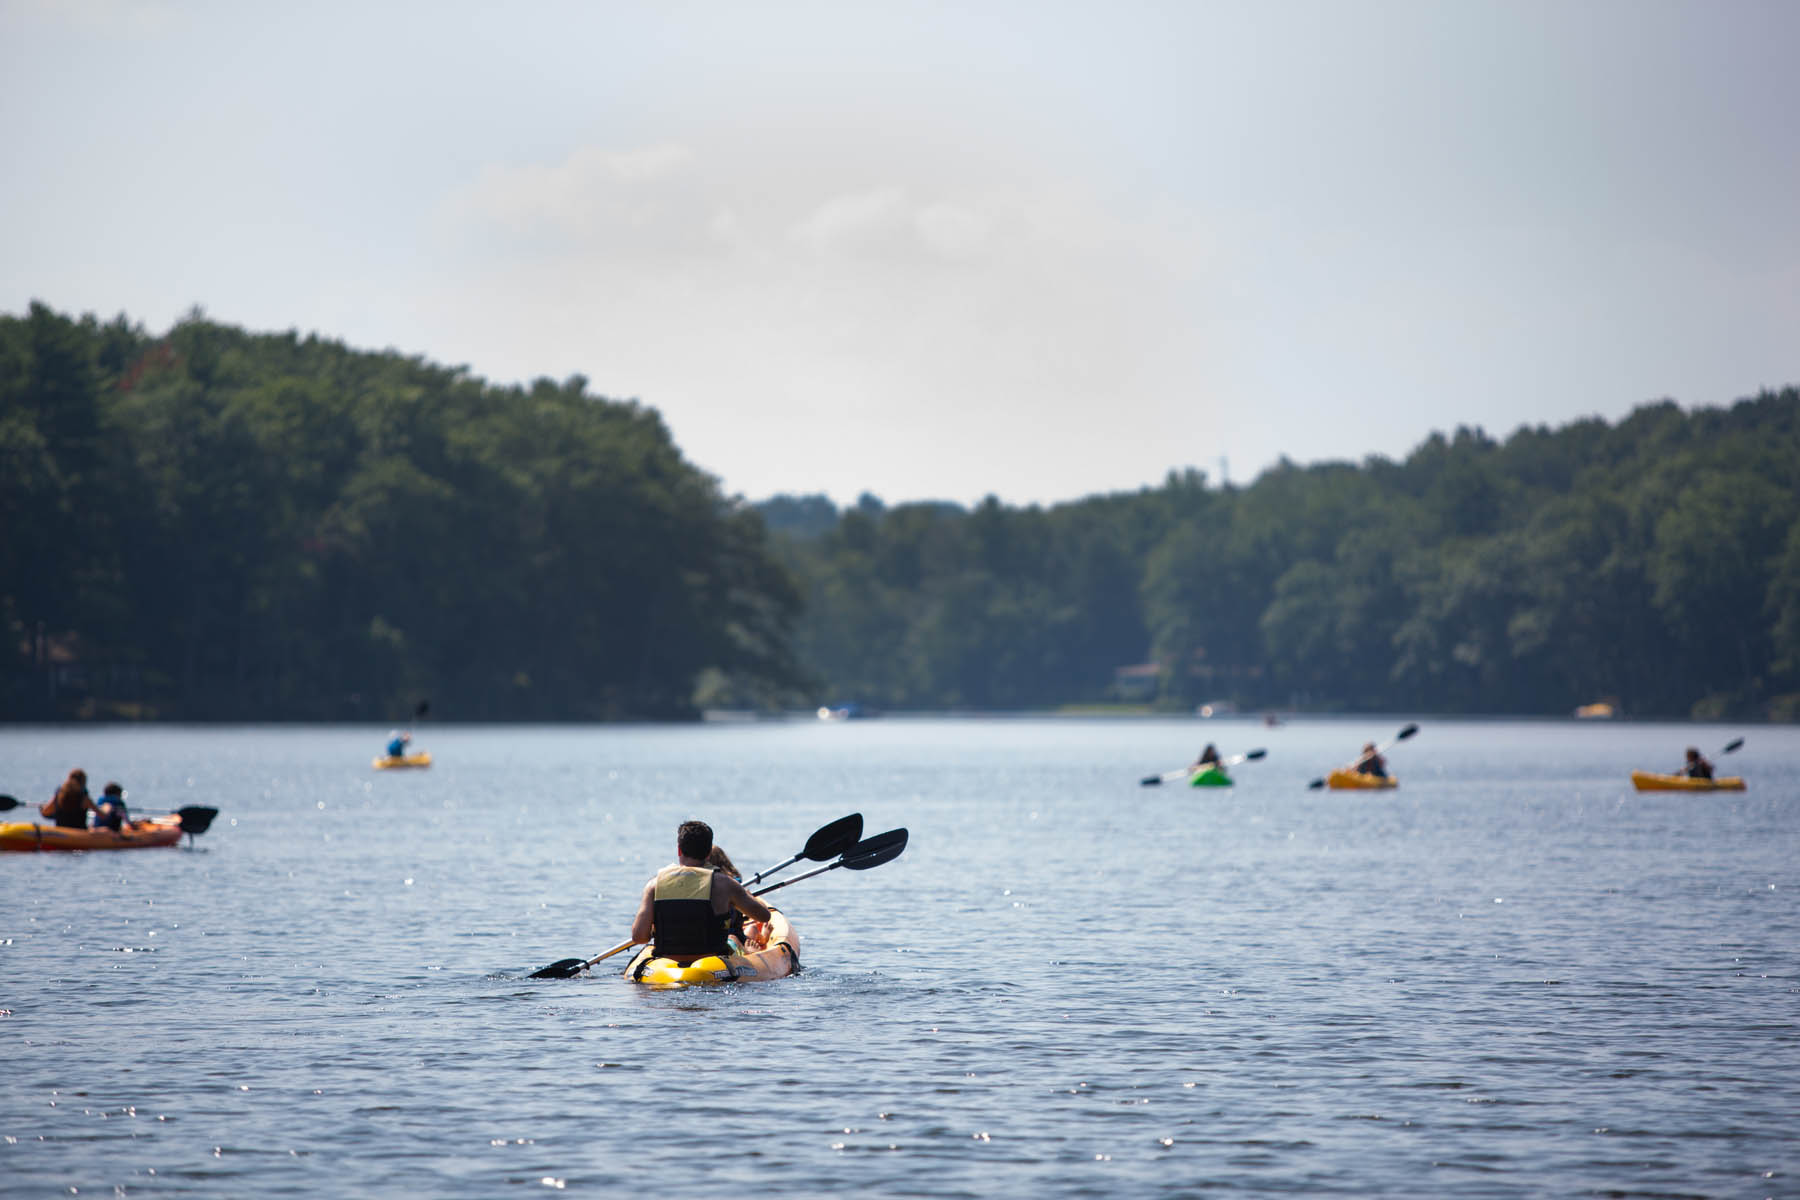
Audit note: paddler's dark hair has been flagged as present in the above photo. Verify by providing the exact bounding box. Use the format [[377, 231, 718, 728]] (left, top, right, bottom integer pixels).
[[677, 820, 713, 860]]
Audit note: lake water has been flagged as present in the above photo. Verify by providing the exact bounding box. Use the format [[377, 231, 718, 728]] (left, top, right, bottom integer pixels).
[[3, 717, 1796, 1197]]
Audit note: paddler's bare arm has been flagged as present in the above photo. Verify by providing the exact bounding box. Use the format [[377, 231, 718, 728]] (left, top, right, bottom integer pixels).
[[718, 875, 772, 924], [629, 880, 655, 944]]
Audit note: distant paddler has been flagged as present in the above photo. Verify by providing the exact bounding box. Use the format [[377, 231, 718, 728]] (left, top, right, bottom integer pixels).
[[1353, 742, 1387, 779], [40, 768, 97, 829], [1309, 723, 1417, 790], [1140, 745, 1266, 786], [1681, 747, 1713, 780], [94, 781, 130, 831]]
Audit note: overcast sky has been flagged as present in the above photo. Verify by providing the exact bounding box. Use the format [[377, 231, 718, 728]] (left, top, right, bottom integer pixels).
[[3, 0, 1795, 507]]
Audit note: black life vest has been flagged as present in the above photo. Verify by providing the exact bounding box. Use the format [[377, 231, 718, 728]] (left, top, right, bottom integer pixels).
[[651, 865, 729, 958]]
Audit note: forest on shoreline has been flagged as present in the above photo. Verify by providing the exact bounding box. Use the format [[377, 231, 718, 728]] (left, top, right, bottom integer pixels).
[[2, 303, 807, 721], [5, 303, 1797, 721]]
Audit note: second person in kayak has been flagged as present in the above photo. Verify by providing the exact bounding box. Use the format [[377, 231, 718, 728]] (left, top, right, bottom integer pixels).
[[631, 820, 772, 964], [94, 781, 130, 831]]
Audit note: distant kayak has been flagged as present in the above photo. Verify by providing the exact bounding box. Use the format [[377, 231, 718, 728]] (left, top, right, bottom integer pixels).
[[1188, 765, 1232, 787], [1326, 769, 1398, 790], [1, 814, 186, 853], [373, 752, 432, 770], [1630, 771, 1745, 792], [624, 910, 800, 988]]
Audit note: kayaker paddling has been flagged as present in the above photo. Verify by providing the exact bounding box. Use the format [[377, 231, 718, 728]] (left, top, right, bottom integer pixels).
[[1354, 742, 1388, 778], [1682, 747, 1713, 780], [631, 821, 773, 965], [40, 768, 97, 829], [1194, 743, 1222, 769]]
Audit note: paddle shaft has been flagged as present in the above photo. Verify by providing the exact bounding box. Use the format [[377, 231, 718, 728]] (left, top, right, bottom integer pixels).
[[1673, 737, 1743, 775], [570, 938, 639, 974], [0, 796, 213, 834], [745, 813, 863, 886], [751, 829, 907, 897], [752, 860, 842, 896]]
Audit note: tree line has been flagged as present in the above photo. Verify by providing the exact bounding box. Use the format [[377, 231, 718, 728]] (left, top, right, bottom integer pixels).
[[2, 303, 808, 720], [762, 391, 1800, 720], [5, 301, 1795, 721]]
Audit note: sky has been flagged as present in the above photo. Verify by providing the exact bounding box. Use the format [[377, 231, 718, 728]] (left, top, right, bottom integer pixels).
[[3, 0, 1796, 508]]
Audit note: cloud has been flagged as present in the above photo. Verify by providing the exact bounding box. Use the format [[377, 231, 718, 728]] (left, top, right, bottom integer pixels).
[[451, 142, 702, 250], [424, 131, 1222, 502], [790, 187, 910, 258], [915, 203, 992, 260]]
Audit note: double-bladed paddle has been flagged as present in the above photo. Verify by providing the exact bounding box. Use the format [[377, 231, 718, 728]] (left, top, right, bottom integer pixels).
[[745, 812, 863, 886], [527, 819, 906, 980], [0, 795, 216, 837], [1140, 748, 1267, 786], [1308, 723, 1418, 789], [527, 936, 640, 980], [751, 828, 908, 897], [1670, 737, 1743, 776]]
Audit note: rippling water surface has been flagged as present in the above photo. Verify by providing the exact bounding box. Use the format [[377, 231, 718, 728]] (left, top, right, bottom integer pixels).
[[3, 717, 1797, 1197]]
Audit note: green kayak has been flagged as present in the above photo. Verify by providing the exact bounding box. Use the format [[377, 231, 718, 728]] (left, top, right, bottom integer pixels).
[[1189, 765, 1232, 787]]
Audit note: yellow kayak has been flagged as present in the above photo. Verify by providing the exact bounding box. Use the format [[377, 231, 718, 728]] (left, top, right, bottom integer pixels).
[[1326, 769, 1398, 790], [373, 752, 432, 770], [624, 910, 800, 988], [1630, 771, 1745, 792]]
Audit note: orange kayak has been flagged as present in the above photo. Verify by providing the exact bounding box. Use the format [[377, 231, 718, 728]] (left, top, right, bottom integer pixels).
[[1630, 771, 1745, 792], [1326, 769, 1398, 790], [0, 814, 186, 853]]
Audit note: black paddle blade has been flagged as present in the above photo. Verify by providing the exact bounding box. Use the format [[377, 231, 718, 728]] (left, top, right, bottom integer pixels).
[[843, 828, 908, 870], [1396, 723, 1420, 740], [803, 813, 863, 861], [415, 699, 431, 718], [176, 806, 219, 835], [1140, 776, 1163, 786], [527, 958, 588, 980], [1722, 737, 1744, 754], [1307, 778, 1325, 790], [0, 794, 20, 811], [1244, 749, 1267, 761]]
